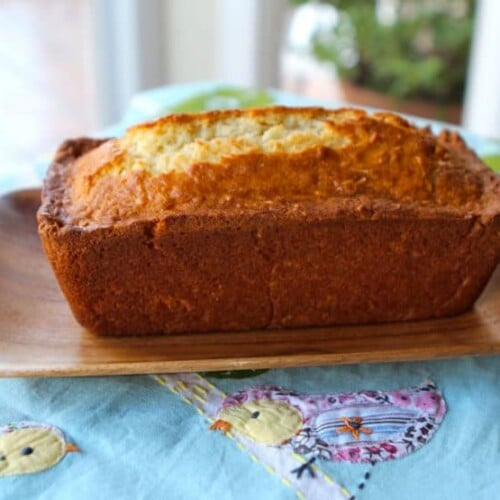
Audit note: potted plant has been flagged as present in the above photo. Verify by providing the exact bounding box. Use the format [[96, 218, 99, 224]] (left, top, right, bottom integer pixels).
[[287, 0, 476, 123]]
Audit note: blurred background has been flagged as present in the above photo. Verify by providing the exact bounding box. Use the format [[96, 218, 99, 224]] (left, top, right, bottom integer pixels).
[[0, 0, 499, 172]]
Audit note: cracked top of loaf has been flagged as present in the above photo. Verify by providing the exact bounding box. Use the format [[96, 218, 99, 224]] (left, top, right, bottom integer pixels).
[[41, 106, 500, 227]]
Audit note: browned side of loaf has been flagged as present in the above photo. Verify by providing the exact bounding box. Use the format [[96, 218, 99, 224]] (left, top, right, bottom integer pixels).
[[38, 140, 500, 336]]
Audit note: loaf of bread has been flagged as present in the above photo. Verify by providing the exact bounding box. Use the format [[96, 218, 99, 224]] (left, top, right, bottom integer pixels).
[[38, 107, 500, 336]]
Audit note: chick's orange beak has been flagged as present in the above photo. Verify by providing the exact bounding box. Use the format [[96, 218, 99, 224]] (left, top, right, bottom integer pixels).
[[209, 419, 232, 434], [65, 443, 80, 453]]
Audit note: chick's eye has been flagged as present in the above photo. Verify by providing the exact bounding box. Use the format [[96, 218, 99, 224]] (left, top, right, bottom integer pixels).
[[0, 453, 5, 461], [250, 411, 260, 419], [20, 447, 33, 456]]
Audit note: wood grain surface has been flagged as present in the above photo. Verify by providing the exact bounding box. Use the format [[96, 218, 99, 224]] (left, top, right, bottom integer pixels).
[[1, 189, 499, 378]]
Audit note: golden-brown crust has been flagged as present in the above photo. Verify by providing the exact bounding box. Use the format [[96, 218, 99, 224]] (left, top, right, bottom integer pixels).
[[48, 106, 500, 227], [37, 107, 500, 336]]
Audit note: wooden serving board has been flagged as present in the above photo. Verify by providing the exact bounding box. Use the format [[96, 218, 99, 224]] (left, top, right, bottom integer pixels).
[[1, 189, 499, 378]]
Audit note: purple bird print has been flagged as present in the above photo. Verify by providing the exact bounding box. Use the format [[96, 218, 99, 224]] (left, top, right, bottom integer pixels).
[[210, 381, 446, 477]]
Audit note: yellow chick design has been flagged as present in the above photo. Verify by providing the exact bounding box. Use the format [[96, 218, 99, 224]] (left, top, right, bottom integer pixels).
[[0, 422, 79, 477], [212, 399, 303, 445]]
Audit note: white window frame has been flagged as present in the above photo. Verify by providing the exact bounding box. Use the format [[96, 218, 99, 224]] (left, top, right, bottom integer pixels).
[[462, 0, 500, 137], [88, 0, 286, 127]]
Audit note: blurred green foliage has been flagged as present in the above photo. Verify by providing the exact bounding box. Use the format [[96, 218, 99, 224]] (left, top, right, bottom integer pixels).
[[289, 0, 475, 103]]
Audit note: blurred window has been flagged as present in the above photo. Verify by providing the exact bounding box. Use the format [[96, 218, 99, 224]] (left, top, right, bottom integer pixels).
[[0, 0, 95, 169], [281, 0, 476, 124]]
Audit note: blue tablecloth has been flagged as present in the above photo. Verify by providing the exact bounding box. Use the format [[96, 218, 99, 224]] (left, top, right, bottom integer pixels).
[[1, 83, 499, 500]]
